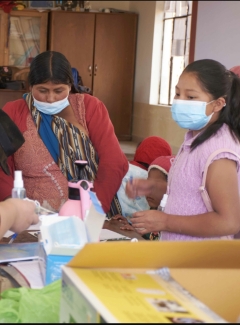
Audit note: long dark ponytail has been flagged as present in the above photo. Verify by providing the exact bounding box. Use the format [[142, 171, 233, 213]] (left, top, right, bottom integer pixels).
[[183, 59, 240, 150]]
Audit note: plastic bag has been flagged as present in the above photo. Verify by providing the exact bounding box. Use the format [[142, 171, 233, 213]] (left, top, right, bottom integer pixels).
[[0, 280, 61, 323]]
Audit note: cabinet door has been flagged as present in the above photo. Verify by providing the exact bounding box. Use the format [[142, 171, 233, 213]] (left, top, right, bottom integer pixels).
[[93, 13, 138, 140], [48, 11, 95, 90], [6, 10, 48, 67], [0, 10, 7, 65]]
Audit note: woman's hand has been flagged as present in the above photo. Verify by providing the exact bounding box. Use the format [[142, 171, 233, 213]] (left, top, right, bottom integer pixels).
[[9, 199, 39, 233], [0, 198, 39, 239], [125, 178, 157, 199], [122, 210, 167, 235]]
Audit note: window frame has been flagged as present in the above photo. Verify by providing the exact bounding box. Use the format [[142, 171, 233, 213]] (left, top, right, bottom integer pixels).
[[159, 1, 198, 106]]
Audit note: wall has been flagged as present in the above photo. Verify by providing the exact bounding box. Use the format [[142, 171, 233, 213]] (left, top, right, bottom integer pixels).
[[131, 102, 185, 154], [91, 2, 237, 154], [129, 1, 185, 154], [128, 1, 156, 104], [194, 1, 240, 69], [88, 1, 186, 154], [129, 1, 240, 154]]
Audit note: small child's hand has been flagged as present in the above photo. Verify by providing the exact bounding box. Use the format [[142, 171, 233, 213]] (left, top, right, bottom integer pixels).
[[112, 214, 130, 225], [120, 223, 135, 231]]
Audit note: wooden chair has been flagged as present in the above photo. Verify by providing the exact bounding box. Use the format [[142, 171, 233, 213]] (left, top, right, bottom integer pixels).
[[12, 67, 30, 91]]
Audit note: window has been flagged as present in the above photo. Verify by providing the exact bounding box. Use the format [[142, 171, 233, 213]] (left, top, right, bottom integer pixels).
[[159, 1, 192, 105]]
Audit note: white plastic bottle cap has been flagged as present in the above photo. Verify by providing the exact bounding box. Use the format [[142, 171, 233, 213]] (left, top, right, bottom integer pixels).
[[131, 238, 138, 242], [14, 170, 24, 188], [160, 194, 168, 208]]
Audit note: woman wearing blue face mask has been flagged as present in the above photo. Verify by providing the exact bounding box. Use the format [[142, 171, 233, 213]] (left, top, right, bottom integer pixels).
[[123, 59, 240, 240], [0, 51, 128, 217]]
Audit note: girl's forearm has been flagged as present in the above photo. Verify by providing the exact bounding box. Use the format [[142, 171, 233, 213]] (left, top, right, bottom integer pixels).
[[164, 212, 240, 237]]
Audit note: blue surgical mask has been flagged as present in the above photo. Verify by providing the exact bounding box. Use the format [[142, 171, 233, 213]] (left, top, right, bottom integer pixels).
[[33, 96, 70, 115], [171, 99, 215, 130]]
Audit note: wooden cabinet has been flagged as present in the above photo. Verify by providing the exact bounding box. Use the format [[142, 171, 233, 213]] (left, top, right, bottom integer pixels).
[[48, 11, 138, 140], [0, 9, 48, 108], [0, 9, 48, 67], [0, 10, 138, 140], [48, 11, 95, 91]]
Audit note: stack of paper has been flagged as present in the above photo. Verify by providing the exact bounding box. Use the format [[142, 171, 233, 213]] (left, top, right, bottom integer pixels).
[[10, 260, 44, 289]]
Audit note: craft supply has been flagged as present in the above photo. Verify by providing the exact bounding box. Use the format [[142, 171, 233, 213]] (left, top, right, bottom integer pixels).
[[10, 170, 26, 242], [8, 233, 18, 244], [129, 176, 136, 205], [23, 198, 56, 215], [11, 170, 26, 199]]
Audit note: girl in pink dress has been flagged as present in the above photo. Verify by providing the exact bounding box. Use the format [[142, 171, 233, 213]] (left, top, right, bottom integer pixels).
[[124, 59, 240, 240]]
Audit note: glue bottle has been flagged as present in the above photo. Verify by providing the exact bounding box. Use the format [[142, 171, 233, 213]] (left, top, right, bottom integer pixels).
[[156, 194, 168, 241], [12, 170, 26, 199], [158, 194, 168, 212]]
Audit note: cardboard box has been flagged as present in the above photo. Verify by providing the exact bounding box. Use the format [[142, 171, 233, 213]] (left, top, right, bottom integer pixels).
[[60, 240, 240, 323]]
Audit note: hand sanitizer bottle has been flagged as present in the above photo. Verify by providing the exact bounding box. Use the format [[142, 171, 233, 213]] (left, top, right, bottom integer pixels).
[[12, 170, 26, 199], [158, 194, 168, 212]]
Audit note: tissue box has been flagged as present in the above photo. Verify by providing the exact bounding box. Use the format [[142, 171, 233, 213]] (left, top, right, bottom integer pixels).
[[60, 240, 240, 323], [39, 192, 106, 285], [39, 216, 88, 285], [38, 242, 73, 285]]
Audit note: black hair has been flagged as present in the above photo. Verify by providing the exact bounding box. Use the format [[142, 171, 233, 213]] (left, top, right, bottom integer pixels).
[[136, 161, 149, 169], [149, 166, 168, 181], [183, 59, 240, 150], [28, 51, 79, 93]]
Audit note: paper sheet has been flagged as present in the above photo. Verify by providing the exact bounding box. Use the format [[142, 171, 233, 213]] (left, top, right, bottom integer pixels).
[[84, 192, 106, 242], [99, 229, 130, 241], [28, 231, 40, 238], [3, 230, 14, 238], [10, 260, 44, 289]]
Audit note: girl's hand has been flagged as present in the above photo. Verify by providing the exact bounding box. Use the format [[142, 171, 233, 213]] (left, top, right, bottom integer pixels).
[[125, 178, 156, 199], [129, 210, 167, 235]]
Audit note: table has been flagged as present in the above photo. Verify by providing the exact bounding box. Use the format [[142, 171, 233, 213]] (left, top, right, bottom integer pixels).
[[0, 220, 145, 244], [0, 219, 144, 291], [103, 219, 145, 241], [0, 231, 37, 244]]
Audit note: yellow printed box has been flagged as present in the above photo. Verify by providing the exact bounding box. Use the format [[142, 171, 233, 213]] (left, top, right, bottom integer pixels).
[[59, 240, 240, 323]]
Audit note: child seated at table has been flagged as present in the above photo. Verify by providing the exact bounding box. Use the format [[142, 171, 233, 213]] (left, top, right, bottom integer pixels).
[[145, 156, 174, 209], [113, 155, 175, 239], [117, 136, 172, 218]]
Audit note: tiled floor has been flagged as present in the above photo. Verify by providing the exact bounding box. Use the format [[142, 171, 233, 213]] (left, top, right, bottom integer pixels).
[[119, 141, 138, 161]]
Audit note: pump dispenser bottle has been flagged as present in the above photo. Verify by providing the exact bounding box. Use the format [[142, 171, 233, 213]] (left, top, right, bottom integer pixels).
[[59, 161, 93, 220], [12, 170, 26, 199]]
